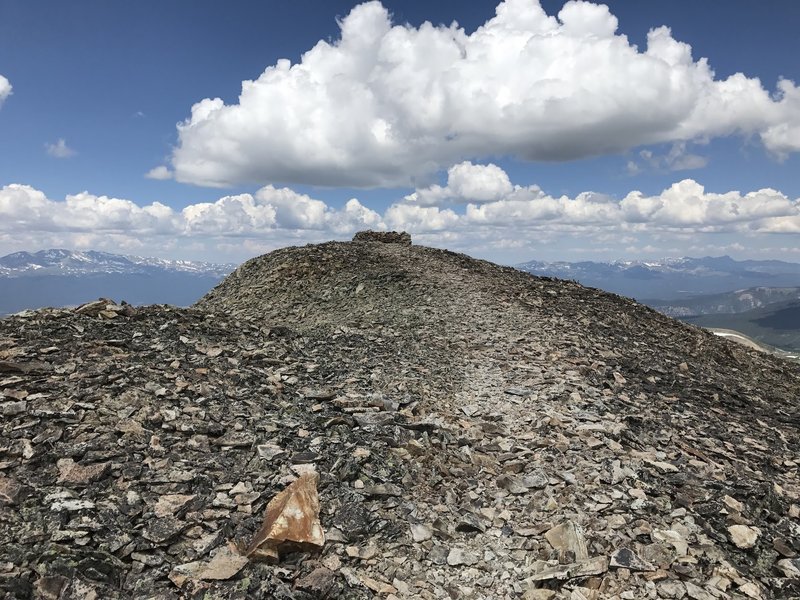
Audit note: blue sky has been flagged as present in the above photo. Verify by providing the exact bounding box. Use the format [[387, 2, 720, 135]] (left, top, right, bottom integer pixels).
[[1, 0, 800, 264]]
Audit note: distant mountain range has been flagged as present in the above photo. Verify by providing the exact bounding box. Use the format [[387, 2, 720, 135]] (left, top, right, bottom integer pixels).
[[0, 249, 237, 315], [517, 255, 800, 301], [0, 249, 234, 278], [6, 249, 800, 356]]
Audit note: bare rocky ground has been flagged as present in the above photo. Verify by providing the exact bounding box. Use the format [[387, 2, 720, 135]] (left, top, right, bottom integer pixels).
[[1, 232, 799, 599]]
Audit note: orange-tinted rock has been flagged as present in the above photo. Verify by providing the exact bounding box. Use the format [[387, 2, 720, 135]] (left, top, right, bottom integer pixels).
[[244, 471, 325, 561]]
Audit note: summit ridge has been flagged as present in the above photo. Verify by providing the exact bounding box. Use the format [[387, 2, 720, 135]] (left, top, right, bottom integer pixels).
[[1, 233, 798, 599]]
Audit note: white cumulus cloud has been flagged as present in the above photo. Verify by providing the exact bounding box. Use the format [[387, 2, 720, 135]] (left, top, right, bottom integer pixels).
[[145, 166, 173, 180], [619, 180, 798, 228], [169, 0, 800, 188], [384, 204, 460, 232], [1, 169, 799, 261], [406, 162, 515, 205], [0, 75, 11, 107], [395, 161, 800, 234], [0, 184, 175, 234], [0, 183, 382, 260], [760, 79, 800, 159], [45, 139, 76, 158]]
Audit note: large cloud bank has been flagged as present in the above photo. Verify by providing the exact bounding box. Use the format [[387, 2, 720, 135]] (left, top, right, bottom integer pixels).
[[166, 0, 800, 188], [398, 162, 800, 233], [0, 184, 382, 257], [0, 75, 11, 107], [2, 166, 799, 259]]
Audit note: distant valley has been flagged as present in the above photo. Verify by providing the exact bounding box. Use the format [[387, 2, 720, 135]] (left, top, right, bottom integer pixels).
[[685, 300, 800, 355], [0, 249, 236, 315], [651, 287, 800, 355], [518, 255, 800, 355]]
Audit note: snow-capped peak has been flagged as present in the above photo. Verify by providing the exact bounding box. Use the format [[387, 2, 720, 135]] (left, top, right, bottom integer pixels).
[[0, 249, 236, 278]]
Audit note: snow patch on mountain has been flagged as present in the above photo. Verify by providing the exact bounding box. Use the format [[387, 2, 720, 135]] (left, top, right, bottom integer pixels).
[[0, 249, 236, 278]]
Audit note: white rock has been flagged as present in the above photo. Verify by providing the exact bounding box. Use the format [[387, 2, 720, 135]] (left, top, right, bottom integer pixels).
[[51, 499, 95, 511], [447, 548, 479, 566], [727, 525, 760, 549], [410, 523, 433, 542]]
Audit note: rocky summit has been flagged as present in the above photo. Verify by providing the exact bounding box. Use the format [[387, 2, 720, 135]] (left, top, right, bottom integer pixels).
[[1, 232, 799, 600]]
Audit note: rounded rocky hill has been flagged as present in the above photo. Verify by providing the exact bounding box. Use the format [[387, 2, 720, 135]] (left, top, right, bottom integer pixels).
[[1, 232, 798, 599]]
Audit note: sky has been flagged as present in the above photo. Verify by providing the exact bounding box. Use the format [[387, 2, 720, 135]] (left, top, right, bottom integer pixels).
[[1, 0, 800, 265]]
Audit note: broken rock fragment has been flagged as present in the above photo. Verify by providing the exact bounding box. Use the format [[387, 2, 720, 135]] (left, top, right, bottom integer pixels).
[[56, 459, 110, 485], [545, 520, 589, 560], [244, 471, 325, 562], [609, 547, 656, 571], [169, 543, 249, 587], [153, 494, 195, 518], [0, 475, 29, 505], [34, 575, 67, 600], [1, 400, 27, 416], [727, 524, 761, 549], [527, 556, 609, 582], [295, 566, 336, 595], [331, 501, 371, 542], [523, 590, 556, 600], [410, 523, 433, 542], [362, 483, 402, 498], [497, 474, 529, 495], [142, 517, 187, 545], [447, 547, 479, 566], [776, 558, 800, 578], [455, 513, 486, 533]]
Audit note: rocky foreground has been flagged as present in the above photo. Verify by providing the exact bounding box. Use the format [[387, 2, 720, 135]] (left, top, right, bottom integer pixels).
[[1, 232, 799, 599]]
